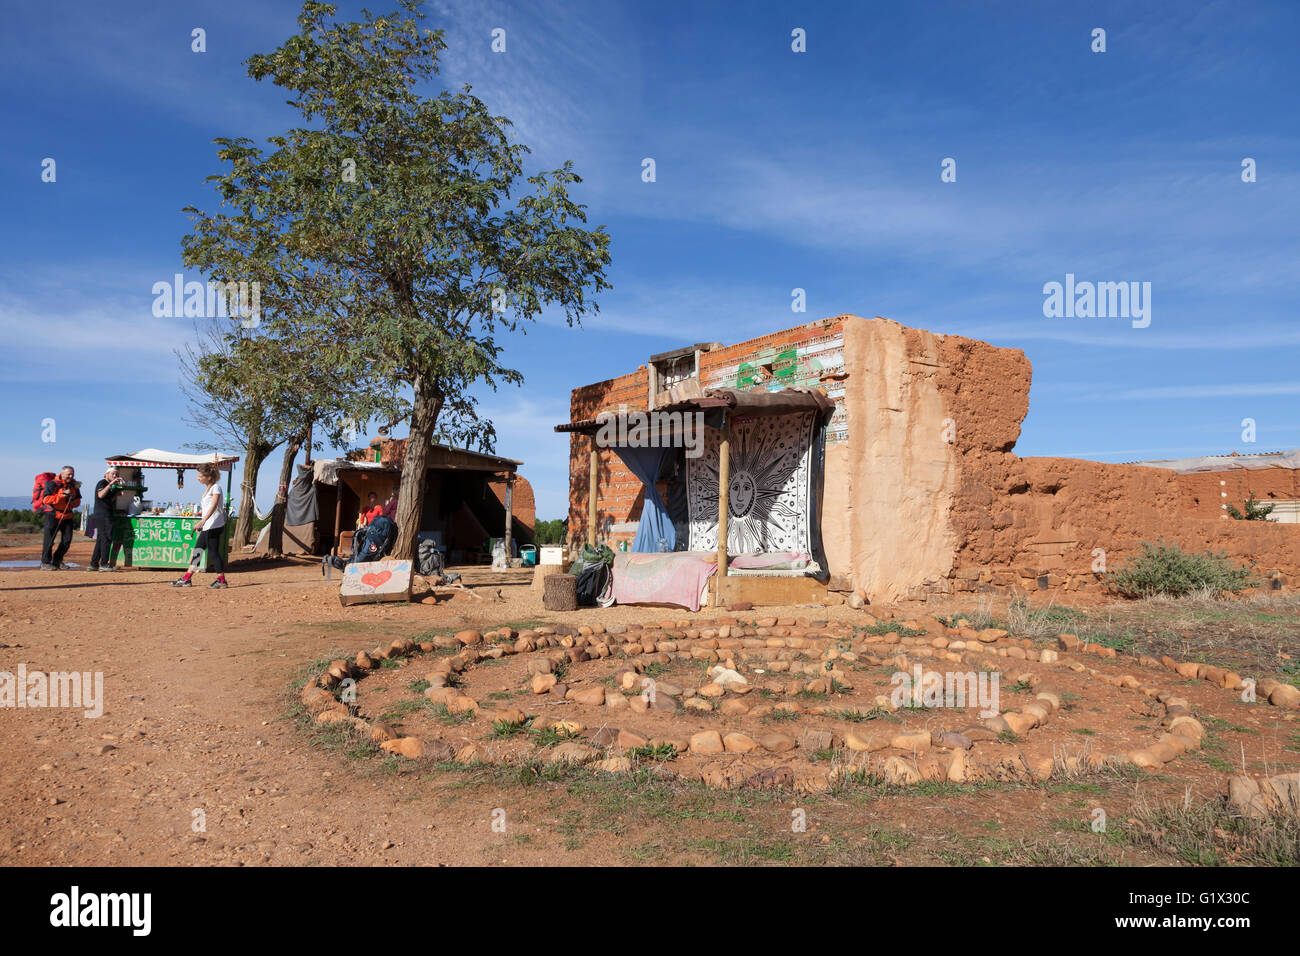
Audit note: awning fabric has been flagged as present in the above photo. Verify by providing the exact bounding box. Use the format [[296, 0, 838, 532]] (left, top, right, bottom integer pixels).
[[106, 448, 239, 469]]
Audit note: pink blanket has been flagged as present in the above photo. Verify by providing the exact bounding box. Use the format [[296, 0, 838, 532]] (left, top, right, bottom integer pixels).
[[612, 551, 718, 612]]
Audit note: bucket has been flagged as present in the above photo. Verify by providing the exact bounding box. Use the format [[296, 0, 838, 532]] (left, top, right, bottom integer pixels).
[[520, 545, 537, 567]]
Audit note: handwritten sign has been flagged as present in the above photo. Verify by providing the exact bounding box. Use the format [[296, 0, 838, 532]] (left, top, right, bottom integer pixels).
[[340, 559, 412, 606]]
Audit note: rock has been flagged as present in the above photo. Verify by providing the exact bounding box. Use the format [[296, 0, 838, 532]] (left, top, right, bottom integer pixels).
[[550, 719, 584, 735], [369, 721, 399, 743], [380, 737, 424, 759], [698, 682, 725, 698], [1128, 749, 1162, 770], [650, 693, 681, 713], [981, 714, 1012, 734], [531, 673, 557, 694], [719, 699, 750, 716], [799, 730, 835, 752], [977, 628, 1007, 644], [723, 732, 757, 753], [1057, 634, 1081, 652], [605, 692, 628, 711], [747, 765, 795, 789], [447, 696, 477, 715], [354, 651, 375, 671], [1268, 684, 1300, 708], [566, 685, 606, 707], [1002, 712, 1036, 735], [592, 756, 633, 774], [1022, 702, 1050, 725], [684, 697, 713, 712], [548, 743, 596, 765], [425, 685, 457, 705], [1038, 649, 1059, 663], [617, 729, 649, 750], [455, 629, 482, 646], [947, 748, 968, 782], [934, 731, 973, 751], [526, 658, 553, 675], [883, 756, 921, 786], [707, 665, 748, 686], [758, 732, 797, 754], [890, 731, 931, 752], [454, 743, 481, 763], [1167, 715, 1205, 742], [689, 731, 725, 755], [845, 727, 889, 752]]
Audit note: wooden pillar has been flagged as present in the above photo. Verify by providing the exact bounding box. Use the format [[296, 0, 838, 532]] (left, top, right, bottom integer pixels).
[[333, 480, 343, 556], [503, 473, 514, 561], [587, 444, 598, 547], [714, 411, 731, 606]]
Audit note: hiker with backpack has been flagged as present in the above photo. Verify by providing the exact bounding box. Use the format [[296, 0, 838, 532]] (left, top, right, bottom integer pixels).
[[171, 463, 229, 589], [38, 466, 82, 570]]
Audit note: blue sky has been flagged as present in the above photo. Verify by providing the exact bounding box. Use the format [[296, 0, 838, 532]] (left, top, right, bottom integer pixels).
[[2, 0, 1297, 518]]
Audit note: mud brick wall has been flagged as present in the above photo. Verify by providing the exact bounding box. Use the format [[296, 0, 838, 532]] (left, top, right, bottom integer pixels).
[[566, 313, 1300, 601], [1173, 468, 1300, 520]]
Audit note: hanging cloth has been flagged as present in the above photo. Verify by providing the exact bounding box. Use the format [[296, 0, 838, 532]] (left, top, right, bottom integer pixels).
[[613, 445, 676, 553]]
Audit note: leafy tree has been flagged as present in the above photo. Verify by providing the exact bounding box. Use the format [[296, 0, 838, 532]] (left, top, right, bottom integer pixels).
[[1226, 493, 1275, 521], [183, 1, 611, 560]]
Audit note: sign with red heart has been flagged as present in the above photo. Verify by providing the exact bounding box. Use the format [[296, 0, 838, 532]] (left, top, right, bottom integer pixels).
[[340, 559, 412, 606]]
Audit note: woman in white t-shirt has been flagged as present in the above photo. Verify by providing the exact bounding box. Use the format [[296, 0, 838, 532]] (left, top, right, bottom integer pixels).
[[172, 463, 229, 589]]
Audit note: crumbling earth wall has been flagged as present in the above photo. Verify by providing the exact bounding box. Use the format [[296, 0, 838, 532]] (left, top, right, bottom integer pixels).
[[567, 314, 1300, 603]]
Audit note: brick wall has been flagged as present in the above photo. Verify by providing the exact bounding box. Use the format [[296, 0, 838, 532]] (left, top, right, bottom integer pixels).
[[565, 318, 849, 550]]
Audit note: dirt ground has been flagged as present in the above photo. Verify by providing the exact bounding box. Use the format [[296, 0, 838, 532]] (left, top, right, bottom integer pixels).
[[2, 530, 1297, 867]]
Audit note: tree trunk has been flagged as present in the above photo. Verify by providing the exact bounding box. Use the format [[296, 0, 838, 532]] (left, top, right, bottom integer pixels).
[[267, 428, 307, 557], [392, 378, 443, 560], [233, 428, 275, 549]]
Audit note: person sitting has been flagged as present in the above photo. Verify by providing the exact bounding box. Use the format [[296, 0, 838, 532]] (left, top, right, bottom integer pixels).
[[358, 492, 384, 528]]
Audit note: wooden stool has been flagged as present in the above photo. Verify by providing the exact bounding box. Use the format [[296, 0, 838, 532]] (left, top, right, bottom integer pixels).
[[543, 573, 578, 611]]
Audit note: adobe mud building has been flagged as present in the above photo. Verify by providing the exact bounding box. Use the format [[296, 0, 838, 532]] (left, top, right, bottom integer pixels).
[[562, 314, 1300, 604]]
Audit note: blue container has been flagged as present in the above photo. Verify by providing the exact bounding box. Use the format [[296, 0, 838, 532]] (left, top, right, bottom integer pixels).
[[520, 545, 537, 567]]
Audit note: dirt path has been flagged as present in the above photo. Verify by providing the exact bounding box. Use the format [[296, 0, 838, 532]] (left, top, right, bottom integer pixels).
[[1, 532, 1294, 867]]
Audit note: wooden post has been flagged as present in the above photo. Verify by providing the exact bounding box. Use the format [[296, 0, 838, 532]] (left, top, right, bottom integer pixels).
[[333, 479, 343, 557], [503, 473, 514, 561], [715, 411, 730, 606], [587, 444, 598, 547]]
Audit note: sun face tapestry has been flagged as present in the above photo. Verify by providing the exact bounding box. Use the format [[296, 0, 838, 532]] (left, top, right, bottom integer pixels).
[[686, 411, 819, 556]]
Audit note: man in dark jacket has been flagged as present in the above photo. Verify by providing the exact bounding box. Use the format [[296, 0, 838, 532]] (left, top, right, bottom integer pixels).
[[41, 465, 82, 570]]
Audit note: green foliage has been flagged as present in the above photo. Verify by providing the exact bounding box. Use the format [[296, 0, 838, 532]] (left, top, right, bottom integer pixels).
[[1104, 539, 1259, 598], [182, 1, 611, 560], [0, 509, 42, 532], [533, 519, 566, 545], [1226, 494, 1275, 521]]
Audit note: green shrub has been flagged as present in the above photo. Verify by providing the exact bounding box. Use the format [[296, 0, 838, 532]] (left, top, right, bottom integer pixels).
[[1104, 540, 1258, 598]]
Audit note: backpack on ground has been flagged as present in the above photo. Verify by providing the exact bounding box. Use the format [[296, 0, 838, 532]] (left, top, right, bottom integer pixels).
[[32, 472, 56, 514]]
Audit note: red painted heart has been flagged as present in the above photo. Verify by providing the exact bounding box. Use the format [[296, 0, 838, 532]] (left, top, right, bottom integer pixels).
[[361, 570, 392, 588]]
